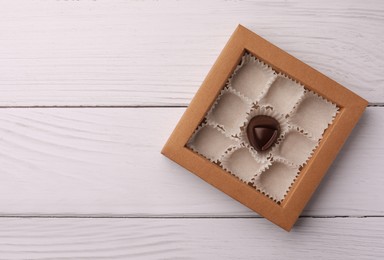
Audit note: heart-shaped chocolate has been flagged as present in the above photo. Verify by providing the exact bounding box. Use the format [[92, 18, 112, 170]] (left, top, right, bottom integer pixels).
[[246, 115, 280, 152]]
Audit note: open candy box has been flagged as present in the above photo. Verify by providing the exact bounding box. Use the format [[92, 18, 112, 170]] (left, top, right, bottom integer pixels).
[[162, 25, 367, 231]]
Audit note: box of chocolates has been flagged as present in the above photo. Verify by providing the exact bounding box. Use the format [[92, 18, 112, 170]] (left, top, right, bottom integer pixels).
[[162, 25, 367, 231]]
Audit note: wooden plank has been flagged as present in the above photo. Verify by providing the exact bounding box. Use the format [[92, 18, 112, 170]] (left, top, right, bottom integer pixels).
[[0, 217, 382, 259], [0, 0, 383, 106], [0, 107, 382, 216]]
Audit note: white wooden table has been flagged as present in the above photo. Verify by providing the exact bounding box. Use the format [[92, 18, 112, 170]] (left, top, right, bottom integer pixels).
[[0, 0, 383, 259]]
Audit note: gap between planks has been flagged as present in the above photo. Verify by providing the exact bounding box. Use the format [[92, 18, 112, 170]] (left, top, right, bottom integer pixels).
[[0, 215, 381, 219], [0, 103, 381, 108]]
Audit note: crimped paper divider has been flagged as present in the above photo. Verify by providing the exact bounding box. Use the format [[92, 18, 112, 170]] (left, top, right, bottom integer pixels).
[[252, 158, 300, 203], [206, 87, 251, 137], [227, 53, 276, 103], [220, 144, 270, 183]]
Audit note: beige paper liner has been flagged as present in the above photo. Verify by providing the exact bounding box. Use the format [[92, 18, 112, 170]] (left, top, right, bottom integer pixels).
[[289, 90, 339, 141], [252, 158, 300, 202], [206, 88, 251, 137], [221, 145, 270, 183], [228, 53, 276, 103], [259, 74, 305, 116], [187, 123, 239, 162], [272, 128, 319, 167]]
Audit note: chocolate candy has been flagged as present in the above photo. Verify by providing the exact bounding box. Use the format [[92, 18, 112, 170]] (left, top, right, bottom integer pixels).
[[246, 115, 280, 152]]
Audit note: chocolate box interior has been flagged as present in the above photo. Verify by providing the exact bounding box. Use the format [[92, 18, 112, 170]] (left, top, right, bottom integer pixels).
[[186, 52, 339, 203], [162, 25, 368, 231]]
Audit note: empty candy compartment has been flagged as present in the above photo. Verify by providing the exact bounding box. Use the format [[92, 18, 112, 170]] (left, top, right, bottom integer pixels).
[[221, 146, 268, 183], [273, 129, 318, 167], [290, 91, 339, 140], [187, 124, 238, 161], [259, 75, 305, 115], [206, 89, 250, 136], [253, 160, 299, 202], [229, 54, 275, 102]]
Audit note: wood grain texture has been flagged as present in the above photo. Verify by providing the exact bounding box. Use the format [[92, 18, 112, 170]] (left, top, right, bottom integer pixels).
[[0, 107, 382, 217], [0, 0, 383, 106], [0, 1, 382, 258], [0, 217, 382, 259]]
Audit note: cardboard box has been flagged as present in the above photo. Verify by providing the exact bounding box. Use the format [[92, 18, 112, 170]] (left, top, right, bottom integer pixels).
[[161, 25, 367, 231]]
